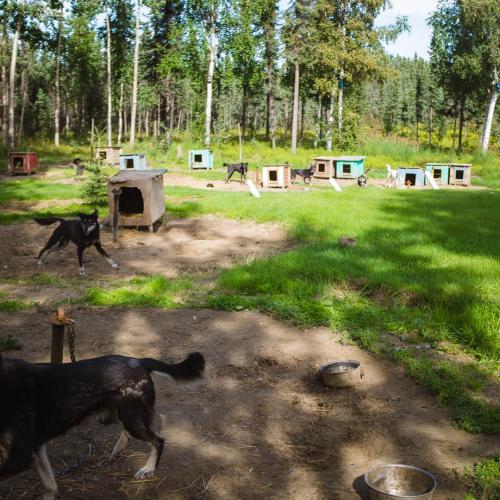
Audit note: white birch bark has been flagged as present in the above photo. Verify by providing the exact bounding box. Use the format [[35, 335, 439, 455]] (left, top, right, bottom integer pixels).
[[204, 3, 217, 148], [291, 61, 299, 154], [129, 0, 141, 145], [326, 93, 334, 151], [106, 6, 112, 147], [480, 68, 498, 154], [118, 82, 123, 143], [8, 20, 20, 150], [54, 5, 63, 146]]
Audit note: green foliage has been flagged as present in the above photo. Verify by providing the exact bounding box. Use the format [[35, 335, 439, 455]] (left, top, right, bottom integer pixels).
[[462, 454, 500, 500], [81, 163, 109, 207], [0, 334, 23, 352]]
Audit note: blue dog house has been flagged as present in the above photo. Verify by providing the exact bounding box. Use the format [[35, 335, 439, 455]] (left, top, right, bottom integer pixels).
[[397, 167, 425, 188], [120, 153, 148, 170], [425, 163, 450, 185], [188, 150, 213, 170], [334, 156, 366, 179]]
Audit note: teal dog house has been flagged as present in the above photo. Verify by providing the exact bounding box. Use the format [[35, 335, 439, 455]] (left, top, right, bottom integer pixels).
[[120, 154, 148, 170], [397, 167, 425, 188], [188, 150, 213, 170], [425, 163, 450, 185], [335, 156, 366, 179]]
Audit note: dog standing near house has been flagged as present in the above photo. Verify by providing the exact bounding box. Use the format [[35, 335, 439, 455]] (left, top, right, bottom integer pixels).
[[385, 164, 398, 188], [0, 351, 205, 500], [291, 164, 315, 184], [224, 162, 248, 183], [35, 210, 118, 276]]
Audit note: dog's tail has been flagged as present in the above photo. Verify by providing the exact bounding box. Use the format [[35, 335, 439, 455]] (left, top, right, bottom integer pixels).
[[140, 352, 205, 381], [34, 217, 65, 226]]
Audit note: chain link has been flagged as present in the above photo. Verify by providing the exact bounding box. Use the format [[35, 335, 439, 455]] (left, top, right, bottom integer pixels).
[[66, 324, 77, 363]]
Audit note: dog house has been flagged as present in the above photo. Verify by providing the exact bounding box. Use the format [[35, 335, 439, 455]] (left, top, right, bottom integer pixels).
[[119, 153, 148, 171], [96, 146, 122, 166], [397, 167, 425, 188], [108, 170, 166, 232], [313, 156, 366, 179], [262, 165, 290, 189], [449, 163, 472, 187], [8, 152, 38, 175], [425, 163, 450, 185], [335, 156, 366, 179], [188, 149, 213, 170]]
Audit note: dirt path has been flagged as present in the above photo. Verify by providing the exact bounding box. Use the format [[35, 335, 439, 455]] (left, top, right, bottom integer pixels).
[[1, 308, 497, 500]]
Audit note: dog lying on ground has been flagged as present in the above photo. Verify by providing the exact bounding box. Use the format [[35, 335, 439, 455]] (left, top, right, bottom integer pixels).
[[291, 165, 315, 184], [357, 169, 371, 188], [35, 210, 118, 276], [0, 352, 205, 499], [224, 162, 248, 183]]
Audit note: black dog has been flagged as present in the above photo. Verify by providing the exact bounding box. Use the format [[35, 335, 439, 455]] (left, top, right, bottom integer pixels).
[[224, 162, 248, 183], [0, 352, 205, 499], [35, 210, 117, 276], [291, 165, 315, 184]]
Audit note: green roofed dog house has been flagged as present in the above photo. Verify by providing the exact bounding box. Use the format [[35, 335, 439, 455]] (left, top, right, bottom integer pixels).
[[188, 150, 213, 170], [313, 156, 366, 179], [425, 163, 450, 185], [120, 154, 148, 170]]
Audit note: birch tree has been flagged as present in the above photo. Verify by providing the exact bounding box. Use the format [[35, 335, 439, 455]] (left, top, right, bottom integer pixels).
[[106, 3, 112, 146], [129, 0, 141, 145], [54, 1, 63, 147], [8, 6, 20, 150]]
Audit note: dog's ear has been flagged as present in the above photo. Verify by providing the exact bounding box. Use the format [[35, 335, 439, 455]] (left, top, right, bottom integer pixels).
[[78, 213, 85, 219]]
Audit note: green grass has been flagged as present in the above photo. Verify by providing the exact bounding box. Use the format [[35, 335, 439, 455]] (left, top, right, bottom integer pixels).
[[83, 275, 193, 308], [0, 179, 81, 203], [463, 454, 500, 500], [0, 292, 34, 312], [0, 334, 23, 352]]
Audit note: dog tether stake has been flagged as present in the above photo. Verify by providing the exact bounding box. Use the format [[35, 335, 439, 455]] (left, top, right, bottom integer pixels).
[[45, 307, 76, 363]]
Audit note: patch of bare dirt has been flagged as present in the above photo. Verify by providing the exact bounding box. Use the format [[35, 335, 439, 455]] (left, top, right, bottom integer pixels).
[[0, 215, 290, 282], [0, 308, 497, 499]]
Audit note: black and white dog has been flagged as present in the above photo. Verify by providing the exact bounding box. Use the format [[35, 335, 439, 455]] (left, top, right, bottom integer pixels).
[[357, 169, 371, 188], [0, 352, 205, 499], [224, 162, 248, 183], [35, 210, 118, 276], [291, 165, 315, 184]]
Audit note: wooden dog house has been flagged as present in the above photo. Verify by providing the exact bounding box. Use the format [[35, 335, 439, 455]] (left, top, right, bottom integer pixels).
[[449, 163, 472, 187], [188, 149, 213, 170], [262, 165, 290, 189], [108, 170, 165, 232], [425, 163, 450, 185], [313, 156, 366, 179], [120, 153, 148, 170], [397, 167, 425, 188], [96, 146, 122, 166], [8, 152, 38, 175]]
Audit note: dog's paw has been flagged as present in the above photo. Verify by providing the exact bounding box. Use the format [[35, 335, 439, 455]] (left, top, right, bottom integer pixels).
[[36, 261, 42, 268], [134, 466, 155, 480], [79, 270, 86, 276], [112, 262, 119, 269]]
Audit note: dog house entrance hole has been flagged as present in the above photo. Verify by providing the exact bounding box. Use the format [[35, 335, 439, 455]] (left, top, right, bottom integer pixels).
[[126, 158, 134, 169], [99, 151, 107, 160], [194, 154, 202, 163], [405, 173, 416, 186], [13, 156, 24, 168], [433, 169, 442, 179], [318, 163, 326, 173], [269, 170, 278, 181], [456, 169, 464, 180], [119, 187, 144, 214], [342, 164, 352, 174]]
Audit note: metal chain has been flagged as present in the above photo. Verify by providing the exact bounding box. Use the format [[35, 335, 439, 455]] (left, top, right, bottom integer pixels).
[[55, 440, 95, 477], [66, 324, 77, 363]]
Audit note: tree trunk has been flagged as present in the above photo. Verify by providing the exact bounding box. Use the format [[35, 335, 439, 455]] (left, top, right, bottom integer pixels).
[[457, 97, 465, 153], [1, 15, 7, 144], [338, 68, 344, 140], [130, 0, 141, 145], [8, 19, 20, 151], [299, 96, 305, 141], [106, 7, 112, 147], [428, 104, 433, 148], [291, 61, 300, 154], [118, 82, 123, 143], [204, 5, 217, 147], [480, 69, 498, 154], [264, 22, 275, 143], [17, 47, 28, 142], [54, 5, 63, 147], [241, 85, 248, 137], [314, 94, 321, 148], [145, 109, 149, 136], [326, 93, 334, 151], [156, 98, 160, 136]]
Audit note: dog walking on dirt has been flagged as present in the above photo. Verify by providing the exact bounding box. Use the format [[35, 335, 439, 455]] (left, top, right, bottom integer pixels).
[[0, 352, 205, 499], [35, 210, 118, 276]]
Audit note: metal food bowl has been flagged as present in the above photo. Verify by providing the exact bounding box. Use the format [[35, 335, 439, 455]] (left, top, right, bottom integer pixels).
[[319, 360, 363, 388], [364, 464, 437, 500]]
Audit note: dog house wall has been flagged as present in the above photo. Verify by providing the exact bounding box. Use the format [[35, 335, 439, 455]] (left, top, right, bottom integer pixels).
[[119, 154, 148, 171], [335, 157, 365, 179], [96, 146, 122, 166], [396, 167, 425, 188], [262, 165, 290, 188], [313, 157, 335, 179], [449, 164, 472, 187], [8, 152, 38, 175], [425, 164, 450, 185], [188, 149, 213, 170], [108, 170, 165, 229]]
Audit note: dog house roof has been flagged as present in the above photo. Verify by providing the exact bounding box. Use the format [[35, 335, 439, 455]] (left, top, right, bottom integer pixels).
[[120, 153, 146, 158], [314, 156, 366, 161], [397, 167, 424, 171], [109, 170, 165, 183]]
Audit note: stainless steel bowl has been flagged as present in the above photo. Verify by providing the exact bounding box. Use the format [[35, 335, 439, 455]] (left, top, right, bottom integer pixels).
[[365, 464, 437, 500], [319, 360, 363, 388]]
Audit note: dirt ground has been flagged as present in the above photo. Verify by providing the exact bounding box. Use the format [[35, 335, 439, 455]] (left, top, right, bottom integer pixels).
[[0, 215, 289, 285], [0, 308, 498, 500]]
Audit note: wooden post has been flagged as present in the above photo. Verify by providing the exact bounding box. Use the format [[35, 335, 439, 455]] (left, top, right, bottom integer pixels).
[[45, 307, 73, 364], [112, 188, 122, 243]]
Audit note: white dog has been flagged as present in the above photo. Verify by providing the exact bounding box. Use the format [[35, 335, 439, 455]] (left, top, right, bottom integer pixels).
[[385, 164, 398, 188]]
